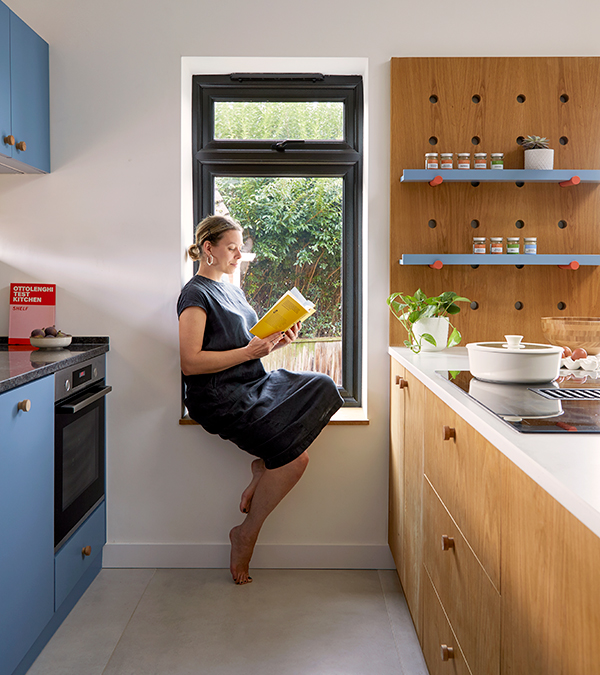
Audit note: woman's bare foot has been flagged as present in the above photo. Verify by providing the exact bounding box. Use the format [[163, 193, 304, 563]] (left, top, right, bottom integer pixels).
[[229, 525, 256, 585], [240, 459, 266, 514]]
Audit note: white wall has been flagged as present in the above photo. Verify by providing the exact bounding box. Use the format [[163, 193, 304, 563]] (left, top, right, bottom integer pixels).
[[1, 0, 599, 569]]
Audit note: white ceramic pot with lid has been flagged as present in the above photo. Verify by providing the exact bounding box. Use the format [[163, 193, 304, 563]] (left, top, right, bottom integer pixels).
[[466, 335, 563, 383]]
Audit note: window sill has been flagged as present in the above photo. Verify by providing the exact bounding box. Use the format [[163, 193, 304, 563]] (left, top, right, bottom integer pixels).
[[179, 409, 369, 426]]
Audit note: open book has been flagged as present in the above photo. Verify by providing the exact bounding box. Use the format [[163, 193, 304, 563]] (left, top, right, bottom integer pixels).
[[250, 287, 316, 339]]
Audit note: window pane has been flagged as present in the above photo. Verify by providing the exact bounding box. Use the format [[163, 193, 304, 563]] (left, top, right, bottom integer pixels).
[[214, 176, 343, 384], [214, 101, 344, 140]]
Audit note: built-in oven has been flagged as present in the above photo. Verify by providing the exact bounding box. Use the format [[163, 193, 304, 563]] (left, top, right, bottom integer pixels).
[[54, 355, 111, 550]]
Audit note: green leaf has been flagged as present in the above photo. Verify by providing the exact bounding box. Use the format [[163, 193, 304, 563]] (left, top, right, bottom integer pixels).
[[421, 332, 437, 346], [447, 327, 462, 348]]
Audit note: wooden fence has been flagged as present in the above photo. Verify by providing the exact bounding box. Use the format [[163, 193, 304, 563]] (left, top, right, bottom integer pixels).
[[262, 338, 342, 385]]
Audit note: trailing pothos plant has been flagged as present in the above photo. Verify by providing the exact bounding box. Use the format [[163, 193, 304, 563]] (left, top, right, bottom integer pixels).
[[387, 289, 470, 353]]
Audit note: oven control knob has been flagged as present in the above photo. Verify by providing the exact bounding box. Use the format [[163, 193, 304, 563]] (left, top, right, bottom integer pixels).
[[64, 380, 71, 392], [93, 367, 98, 378]]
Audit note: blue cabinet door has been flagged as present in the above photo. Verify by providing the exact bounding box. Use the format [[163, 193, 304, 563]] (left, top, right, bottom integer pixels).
[[0, 376, 54, 675], [0, 1, 11, 160], [9, 11, 50, 172]]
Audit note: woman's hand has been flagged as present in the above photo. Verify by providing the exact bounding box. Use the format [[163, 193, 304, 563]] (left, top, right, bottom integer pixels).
[[245, 332, 285, 360], [273, 322, 301, 350]]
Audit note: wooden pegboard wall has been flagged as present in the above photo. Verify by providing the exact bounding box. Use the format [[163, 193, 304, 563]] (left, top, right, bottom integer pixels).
[[390, 57, 600, 346]]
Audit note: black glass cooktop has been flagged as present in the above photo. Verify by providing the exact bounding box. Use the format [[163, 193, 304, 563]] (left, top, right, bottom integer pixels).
[[436, 370, 600, 433]]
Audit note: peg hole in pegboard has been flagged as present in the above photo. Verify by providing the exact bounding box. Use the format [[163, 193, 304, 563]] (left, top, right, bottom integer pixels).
[[516, 136, 525, 145], [470, 301, 479, 310], [471, 219, 480, 229], [515, 219, 525, 229], [559, 136, 569, 145], [471, 136, 481, 145], [560, 94, 569, 103], [558, 220, 568, 229], [429, 95, 438, 103], [429, 136, 438, 145], [517, 94, 526, 103], [514, 301, 524, 310], [428, 219, 437, 229], [471, 182, 480, 187], [471, 265, 479, 269], [472, 94, 481, 103], [515, 265, 525, 269], [557, 302, 567, 311], [515, 182, 525, 188]]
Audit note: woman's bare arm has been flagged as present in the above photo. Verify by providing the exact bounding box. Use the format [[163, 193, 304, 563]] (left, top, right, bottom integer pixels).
[[179, 306, 284, 376]]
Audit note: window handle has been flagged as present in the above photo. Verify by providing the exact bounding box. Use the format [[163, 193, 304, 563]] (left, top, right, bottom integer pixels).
[[271, 140, 306, 152]]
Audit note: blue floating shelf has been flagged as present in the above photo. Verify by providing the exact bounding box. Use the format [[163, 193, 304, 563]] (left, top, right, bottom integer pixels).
[[400, 169, 600, 183], [399, 254, 600, 266]]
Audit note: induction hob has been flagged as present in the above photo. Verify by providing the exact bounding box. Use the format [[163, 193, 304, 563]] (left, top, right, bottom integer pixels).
[[436, 370, 600, 433]]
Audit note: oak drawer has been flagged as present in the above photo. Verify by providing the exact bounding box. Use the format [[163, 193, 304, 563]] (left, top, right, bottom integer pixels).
[[424, 477, 500, 675], [424, 390, 501, 589]]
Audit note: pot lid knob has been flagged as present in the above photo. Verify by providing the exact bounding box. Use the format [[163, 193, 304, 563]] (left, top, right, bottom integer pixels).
[[504, 335, 524, 349]]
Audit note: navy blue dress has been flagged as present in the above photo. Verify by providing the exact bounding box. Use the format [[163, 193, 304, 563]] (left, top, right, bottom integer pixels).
[[177, 275, 344, 469]]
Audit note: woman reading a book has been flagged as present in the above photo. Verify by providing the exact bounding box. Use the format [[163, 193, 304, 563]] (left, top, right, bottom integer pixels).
[[178, 215, 343, 585]]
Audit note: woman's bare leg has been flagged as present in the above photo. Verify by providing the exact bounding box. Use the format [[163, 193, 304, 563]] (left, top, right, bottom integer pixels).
[[230, 452, 309, 584], [239, 458, 266, 514]]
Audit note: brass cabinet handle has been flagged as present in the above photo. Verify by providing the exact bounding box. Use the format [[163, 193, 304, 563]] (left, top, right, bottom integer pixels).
[[82, 546, 92, 557], [17, 399, 31, 412], [441, 534, 455, 551], [440, 644, 455, 661], [443, 425, 456, 441], [3, 135, 15, 146], [15, 141, 26, 152], [396, 376, 408, 389]]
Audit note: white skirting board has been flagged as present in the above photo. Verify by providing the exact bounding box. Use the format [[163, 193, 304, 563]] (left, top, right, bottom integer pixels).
[[102, 543, 395, 570]]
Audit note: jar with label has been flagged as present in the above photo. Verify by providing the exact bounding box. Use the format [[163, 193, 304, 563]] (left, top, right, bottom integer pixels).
[[490, 237, 503, 254], [440, 153, 453, 169], [491, 153, 504, 169], [507, 237, 520, 254], [457, 153, 470, 169], [425, 153, 439, 170], [473, 237, 486, 254], [524, 237, 537, 254], [474, 152, 487, 169]]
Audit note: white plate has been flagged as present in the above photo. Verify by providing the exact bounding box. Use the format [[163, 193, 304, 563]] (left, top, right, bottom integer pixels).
[[30, 336, 72, 349]]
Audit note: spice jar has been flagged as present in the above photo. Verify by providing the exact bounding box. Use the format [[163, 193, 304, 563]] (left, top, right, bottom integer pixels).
[[491, 153, 504, 169], [524, 237, 537, 254], [425, 152, 439, 170], [474, 152, 487, 169], [440, 153, 453, 169], [490, 237, 504, 254], [507, 237, 520, 254], [473, 237, 486, 254], [457, 153, 470, 169]]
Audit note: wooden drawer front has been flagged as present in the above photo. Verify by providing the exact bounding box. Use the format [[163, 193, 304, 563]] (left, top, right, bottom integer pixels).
[[55, 501, 106, 610], [424, 390, 500, 590], [424, 478, 500, 675], [422, 570, 471, 675]]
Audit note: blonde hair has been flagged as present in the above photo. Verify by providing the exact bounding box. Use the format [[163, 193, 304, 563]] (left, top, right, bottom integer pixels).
[[187, 215, 243, 262]]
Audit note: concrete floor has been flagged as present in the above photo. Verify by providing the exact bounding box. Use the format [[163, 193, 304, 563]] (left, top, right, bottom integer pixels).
[[26, 568, 429, 675]]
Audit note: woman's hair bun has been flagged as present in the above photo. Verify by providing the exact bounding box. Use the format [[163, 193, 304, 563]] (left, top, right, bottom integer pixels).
[[187, 243, 202, 261]]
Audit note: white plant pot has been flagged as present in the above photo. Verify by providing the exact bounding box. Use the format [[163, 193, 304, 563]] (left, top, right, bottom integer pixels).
[[524, 148, 554, 170], [412, 316, 449, 352]]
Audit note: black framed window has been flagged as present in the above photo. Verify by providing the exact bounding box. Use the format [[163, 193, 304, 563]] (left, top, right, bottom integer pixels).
[[192, 74, 363, 406]]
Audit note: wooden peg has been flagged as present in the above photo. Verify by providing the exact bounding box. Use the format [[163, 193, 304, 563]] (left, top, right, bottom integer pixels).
[[441, 534, 455, 551], [558, 261, 579, 270], [441, 644, 455, 661], [429, 175, 443, 186], [429, 260, 443, 270], [559, 175, 580, 187], [443, 425, 456, 441]]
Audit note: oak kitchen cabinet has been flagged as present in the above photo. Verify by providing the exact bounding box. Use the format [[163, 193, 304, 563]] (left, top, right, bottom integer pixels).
[[0, 0, 50, 174], [389, 348, 600, 675]]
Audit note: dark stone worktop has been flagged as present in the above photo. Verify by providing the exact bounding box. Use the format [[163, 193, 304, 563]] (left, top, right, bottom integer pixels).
[[0, 337, 109, 394]]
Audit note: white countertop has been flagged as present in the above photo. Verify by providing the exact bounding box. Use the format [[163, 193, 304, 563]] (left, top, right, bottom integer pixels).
[[389, 346, 600, 539]]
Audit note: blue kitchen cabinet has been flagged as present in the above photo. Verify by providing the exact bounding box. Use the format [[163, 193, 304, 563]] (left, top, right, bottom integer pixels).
[[0, 376, 54, 675], [0, 0, 50, 173]]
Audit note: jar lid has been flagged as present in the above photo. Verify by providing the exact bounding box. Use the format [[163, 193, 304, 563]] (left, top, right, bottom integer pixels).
[[490, 237, 503, 241], [473, 237, 486, 241], [507, 237, 519, 241], [524, 237, 537, 241], [491, 153, 504, 156], [474, 152, 487, 156], [440, 152, 453, 156], [457, 152, 470, 156], [425, 152, 438, 156]]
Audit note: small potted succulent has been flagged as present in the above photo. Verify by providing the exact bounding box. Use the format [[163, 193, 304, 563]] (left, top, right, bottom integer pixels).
[[387, 289, 470, 353], [522, 135, 554, 170]]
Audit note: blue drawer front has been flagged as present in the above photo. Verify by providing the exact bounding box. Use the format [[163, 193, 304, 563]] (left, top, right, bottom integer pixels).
[[55, 502, 106, 611]]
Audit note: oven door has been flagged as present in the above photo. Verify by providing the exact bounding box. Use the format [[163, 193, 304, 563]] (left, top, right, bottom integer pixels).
[[54, 383, 111, 549]]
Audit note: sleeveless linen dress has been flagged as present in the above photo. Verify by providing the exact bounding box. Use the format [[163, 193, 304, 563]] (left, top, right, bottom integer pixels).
[[177, 275, 344, 469]]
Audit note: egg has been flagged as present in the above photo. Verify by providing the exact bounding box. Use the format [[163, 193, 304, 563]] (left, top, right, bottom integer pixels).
[[562, 346, 573, 358], [571, 347, 588, 360]]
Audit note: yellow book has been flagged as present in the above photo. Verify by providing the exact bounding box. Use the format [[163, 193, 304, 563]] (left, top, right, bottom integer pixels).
[[250, 287, 316, 339]]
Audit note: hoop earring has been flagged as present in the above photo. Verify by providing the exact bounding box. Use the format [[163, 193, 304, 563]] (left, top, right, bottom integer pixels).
[[206, 254, 214, 266]]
